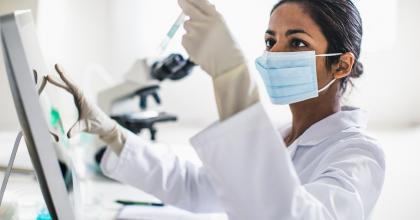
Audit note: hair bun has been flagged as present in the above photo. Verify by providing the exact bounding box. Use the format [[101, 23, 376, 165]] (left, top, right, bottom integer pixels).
[[351, 61, 364, 78]]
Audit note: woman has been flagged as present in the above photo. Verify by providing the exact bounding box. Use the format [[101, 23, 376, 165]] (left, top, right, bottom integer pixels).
[[47, 0, 385, 219]]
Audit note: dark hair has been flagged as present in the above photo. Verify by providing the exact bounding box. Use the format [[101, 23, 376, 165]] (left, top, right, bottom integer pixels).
[[271, 0, 364, 93]]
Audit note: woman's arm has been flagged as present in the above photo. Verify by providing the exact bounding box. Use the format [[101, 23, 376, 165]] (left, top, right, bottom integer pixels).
[[100, 131, 224, 213], [178, 0, 260, 121], [190, 102, 385, 220], [47, 64, 223, 213]]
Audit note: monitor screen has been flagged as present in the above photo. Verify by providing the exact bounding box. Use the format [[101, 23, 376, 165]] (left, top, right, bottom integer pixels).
[[1, 10, 76, 219]]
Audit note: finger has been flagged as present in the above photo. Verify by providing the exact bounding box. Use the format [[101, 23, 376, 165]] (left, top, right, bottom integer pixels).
[[48, 73, 84, 114], [186, 0, 216, 16], [178, 0, 206, 19], [182, 21, 203, 45], [33, 69, 40, 92], [49, 130, 60, 142], [38, 76, 48, 95], [67, 120, 87, 138], [181, 34, 200, 64], [183, 20, 203, 35], [182, 34, 192, 50], [183, 20, 194, 33], [33, 70, 38, 84], [46, 75, 72, 93], [54, 64, 79, 92], [183, 20, 202, 31]]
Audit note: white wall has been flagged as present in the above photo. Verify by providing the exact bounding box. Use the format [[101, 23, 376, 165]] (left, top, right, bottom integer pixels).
[[0, 0, 112, 130], [370, 128, 420, 220], [36, 0, 112, 129], [35, 0, 112, 129], [349, 0, 420, 128]]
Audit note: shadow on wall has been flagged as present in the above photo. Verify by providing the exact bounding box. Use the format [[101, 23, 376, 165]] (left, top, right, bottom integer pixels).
[[0, 0, 38, 131]]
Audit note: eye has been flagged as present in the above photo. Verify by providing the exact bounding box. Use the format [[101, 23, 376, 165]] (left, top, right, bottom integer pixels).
[[265, 38, 276, 49], [290, 38, 308, 48]]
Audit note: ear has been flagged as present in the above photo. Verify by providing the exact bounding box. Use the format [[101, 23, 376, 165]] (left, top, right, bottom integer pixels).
[[333, 52, 355, 79]]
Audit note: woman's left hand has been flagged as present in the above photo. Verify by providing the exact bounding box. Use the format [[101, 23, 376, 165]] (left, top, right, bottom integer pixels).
[[47, 64, 127, 155]]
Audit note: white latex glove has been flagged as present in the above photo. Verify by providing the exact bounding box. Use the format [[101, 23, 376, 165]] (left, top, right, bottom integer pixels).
[[179, 0, 244, 77], [47, 64, 126, 155], [179, 0, 259, 120]]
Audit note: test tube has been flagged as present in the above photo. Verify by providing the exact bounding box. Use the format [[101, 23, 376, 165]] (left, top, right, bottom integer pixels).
[[156, 12, 186, 56]]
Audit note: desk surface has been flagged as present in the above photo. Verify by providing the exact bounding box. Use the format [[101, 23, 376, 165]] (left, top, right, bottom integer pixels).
[[3, 172, 150, 219], [4, 172, 227, 220]]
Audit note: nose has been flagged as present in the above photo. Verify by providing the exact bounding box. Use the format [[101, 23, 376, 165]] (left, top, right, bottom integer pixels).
[[268, 39, 289, 53]]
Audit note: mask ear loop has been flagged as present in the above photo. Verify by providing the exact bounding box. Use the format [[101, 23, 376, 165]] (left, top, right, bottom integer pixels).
[[315, 53, 342, 93], [315, 53, 342, 57], [318, 78, 337, 93]]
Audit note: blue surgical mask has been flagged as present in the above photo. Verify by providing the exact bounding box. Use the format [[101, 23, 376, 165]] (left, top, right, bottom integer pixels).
[[255, 50, 342, 105]]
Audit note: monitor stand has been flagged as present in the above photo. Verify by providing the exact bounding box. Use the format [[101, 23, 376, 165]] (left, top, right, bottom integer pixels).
[[0, 131, 23, 206]]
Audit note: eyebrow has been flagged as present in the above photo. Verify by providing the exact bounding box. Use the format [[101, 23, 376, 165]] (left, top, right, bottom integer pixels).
[[265, 29, 312, 37], [285, 29, 311, 37], [265, 29, 276, 36]]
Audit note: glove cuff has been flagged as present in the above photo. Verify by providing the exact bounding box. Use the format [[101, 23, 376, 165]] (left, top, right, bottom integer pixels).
[[213, 63, 260, 121], [100, 123, 127, 155]]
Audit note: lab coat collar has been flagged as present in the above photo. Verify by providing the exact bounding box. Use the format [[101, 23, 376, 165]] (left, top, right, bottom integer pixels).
[[280, 106, 368, 147]]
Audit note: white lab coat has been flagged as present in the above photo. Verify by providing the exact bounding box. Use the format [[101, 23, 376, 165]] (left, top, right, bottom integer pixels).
[[101, 102, 385, 220]]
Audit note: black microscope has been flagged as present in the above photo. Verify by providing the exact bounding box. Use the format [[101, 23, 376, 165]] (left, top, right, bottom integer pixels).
[[95, 54, 195, 165], [110, 54, 195, 141]]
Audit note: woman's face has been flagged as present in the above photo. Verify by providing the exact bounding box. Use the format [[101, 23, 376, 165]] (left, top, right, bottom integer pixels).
[[265, 3, 334, 95]]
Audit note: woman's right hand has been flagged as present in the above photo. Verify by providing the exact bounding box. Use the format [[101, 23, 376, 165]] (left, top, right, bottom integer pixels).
[[178, 0, 260, 120], [47, 64, 126, 154], [178, 0, 244, 78]]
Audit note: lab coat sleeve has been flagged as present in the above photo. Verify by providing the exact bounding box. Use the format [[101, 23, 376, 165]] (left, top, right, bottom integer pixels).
[[100, 132, 223, 213], [190, 102, 385, 220]]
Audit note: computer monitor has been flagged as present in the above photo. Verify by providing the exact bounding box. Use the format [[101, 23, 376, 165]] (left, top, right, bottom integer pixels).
[[0, 11, 75, 219]]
